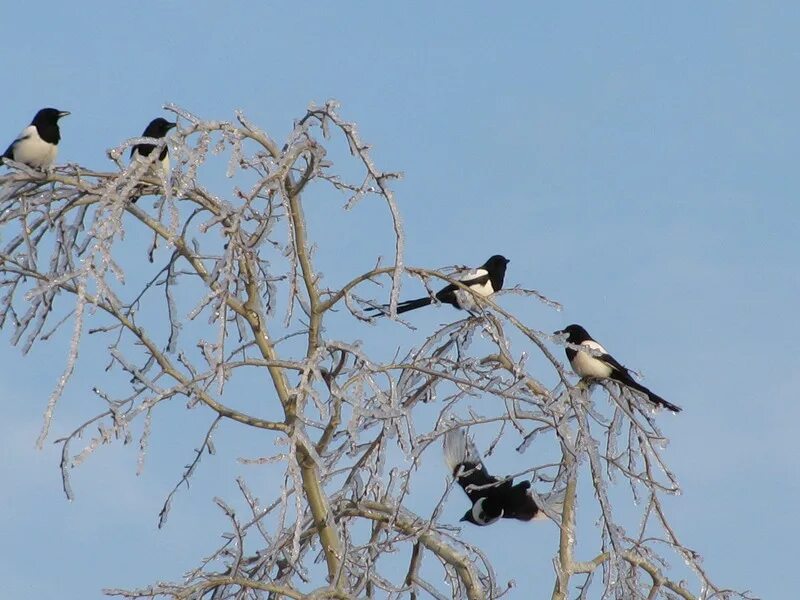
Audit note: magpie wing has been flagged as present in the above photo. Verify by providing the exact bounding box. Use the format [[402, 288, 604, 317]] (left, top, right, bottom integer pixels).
[[435, 269, 490, 304], [457, 271, 490, 289], [599, 352, 631, 377], [581, 340, 634, 380], [453, 461, 502, 504], [3, 129, 31, 160]]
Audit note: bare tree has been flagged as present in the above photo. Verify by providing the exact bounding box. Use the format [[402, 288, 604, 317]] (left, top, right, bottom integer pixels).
[[0, 102, 755, 600]]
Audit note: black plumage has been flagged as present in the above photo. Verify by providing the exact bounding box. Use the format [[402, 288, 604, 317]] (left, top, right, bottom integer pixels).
[[130, 117, 176, 167], [555, 324, 682, 413], [2, 107, 70, 169], [443, 428, 562, 526], [370, 254, 509, 315]]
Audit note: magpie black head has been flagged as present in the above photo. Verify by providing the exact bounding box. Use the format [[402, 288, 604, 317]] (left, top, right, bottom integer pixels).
[[28, 108, 69, 145], [555, 324, 592, 344], [142, 117, 177, 138], [459, 496, 503, 526], [31, 108, 70, 127], [482, 254, 510, 273]]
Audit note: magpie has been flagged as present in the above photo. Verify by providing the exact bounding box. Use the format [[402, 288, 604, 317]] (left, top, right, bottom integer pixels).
[[369, 254, 510, 315], [443, 427, 564, 526], [555, 324, 682, 413], [1, 107, 70, 169], [130, 117, 176, 173]]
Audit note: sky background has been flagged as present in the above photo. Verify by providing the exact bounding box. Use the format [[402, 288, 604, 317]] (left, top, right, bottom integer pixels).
[[2, 3, 799, 599]]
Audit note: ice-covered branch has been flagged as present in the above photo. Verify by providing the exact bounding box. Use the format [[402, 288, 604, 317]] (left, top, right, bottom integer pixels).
[[0, 103, 751, 600]]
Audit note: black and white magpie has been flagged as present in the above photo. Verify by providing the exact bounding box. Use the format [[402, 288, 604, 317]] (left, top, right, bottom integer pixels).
[[555, 324, 682, 413], [1, 107, 70, 169], [443, 427, 563, 526], [369, 254, 510, 315], [130, 117, 176, 173]]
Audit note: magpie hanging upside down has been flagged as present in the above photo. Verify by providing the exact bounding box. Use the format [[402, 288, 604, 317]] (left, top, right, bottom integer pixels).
[[369, 254, 509, 315], [443, 427, 564, 526], [555, 324, 682, 413]]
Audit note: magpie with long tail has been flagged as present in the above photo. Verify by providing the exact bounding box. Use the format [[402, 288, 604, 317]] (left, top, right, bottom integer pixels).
[[443, 427, 564, 526], [2, 107, 70, 169], [369, 254, 509, 315], [555, 323, 682, 413]]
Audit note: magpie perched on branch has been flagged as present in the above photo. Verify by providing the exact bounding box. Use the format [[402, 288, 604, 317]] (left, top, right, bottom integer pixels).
[[369, 254, 509, 315], [443, 427, 564, 526], [130, 117, 176, 173], [555, 323, 682, 413], [2, 107, 70, 169]]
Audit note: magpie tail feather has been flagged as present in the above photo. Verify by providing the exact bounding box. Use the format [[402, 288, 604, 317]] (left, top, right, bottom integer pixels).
[[396, 297, 433, 314], [646, 390, 682, 413], [533, 487, 567, 521], [625, 378, 682, 413], [366, 296, 433, 315], [443, 428, 479, 475]]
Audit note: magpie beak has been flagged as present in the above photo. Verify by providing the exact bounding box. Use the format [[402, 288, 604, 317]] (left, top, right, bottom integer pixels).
[[58, 111, 71, 118]]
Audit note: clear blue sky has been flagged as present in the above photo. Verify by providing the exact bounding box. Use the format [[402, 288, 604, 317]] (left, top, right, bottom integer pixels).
[[2, 3, 798, 598]]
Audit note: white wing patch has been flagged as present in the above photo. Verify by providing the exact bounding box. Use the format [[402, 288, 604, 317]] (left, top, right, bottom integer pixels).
[[461, 268, 493, 297], [453, 267, 493, 310], [443, 428, 469, 473], [582, 339, 608, 354]]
